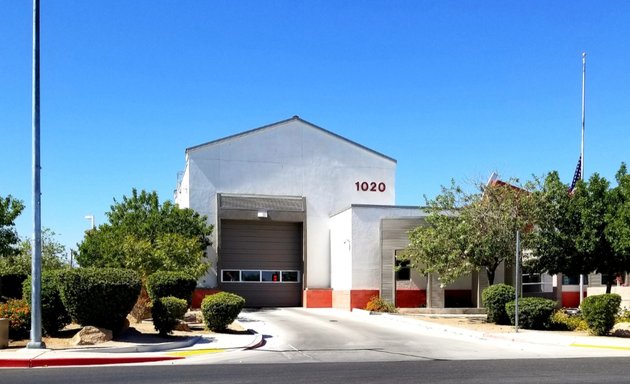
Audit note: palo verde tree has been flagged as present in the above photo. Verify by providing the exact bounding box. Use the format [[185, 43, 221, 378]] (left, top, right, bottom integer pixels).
[[77, 189, 213, 279], [403, 177, 534, 287]]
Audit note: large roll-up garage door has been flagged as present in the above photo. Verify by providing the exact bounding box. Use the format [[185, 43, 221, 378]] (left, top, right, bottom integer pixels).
[[218, 220, 303, 307]]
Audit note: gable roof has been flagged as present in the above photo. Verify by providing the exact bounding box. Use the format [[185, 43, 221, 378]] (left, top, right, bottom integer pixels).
[[185, 116, 396, 163]]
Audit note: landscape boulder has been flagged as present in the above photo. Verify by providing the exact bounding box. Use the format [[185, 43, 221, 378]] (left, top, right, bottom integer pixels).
[[71, 326, 113, 345]]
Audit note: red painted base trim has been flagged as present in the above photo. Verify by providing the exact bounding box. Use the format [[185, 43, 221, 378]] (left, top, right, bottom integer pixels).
[[351, 290, 379, 310], [396, 290, 426, 308], [192, 288, 221, 309], [304, 289, 333, 308], [562, 291, 586, 308]]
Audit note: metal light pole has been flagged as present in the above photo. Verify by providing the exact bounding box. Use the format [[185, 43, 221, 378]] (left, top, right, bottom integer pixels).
[[27, 0, 45, 349]]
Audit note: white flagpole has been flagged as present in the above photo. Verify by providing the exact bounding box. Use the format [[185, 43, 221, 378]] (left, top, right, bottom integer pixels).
[[579, 52, 586, 305]]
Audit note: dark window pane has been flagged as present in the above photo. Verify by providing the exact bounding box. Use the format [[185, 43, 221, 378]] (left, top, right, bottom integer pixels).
[[396, 260, 410, 281], [282, 271, 299, 282], [222, 270, 240, 282], [262, 271, 281, 282], [241, 270, 260, 282]]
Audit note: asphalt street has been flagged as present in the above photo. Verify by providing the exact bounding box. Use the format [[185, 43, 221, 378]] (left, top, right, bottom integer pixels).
[[3, 358, 630, 384]]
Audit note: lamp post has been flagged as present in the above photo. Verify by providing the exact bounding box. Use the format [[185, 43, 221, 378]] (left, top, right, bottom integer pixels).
[[84, 215, 95, 230]]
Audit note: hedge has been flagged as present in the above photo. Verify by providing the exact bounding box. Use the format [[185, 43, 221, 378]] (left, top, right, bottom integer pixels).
[[0, 272, 28, 301], [505, 297, 557, 330], [146, 271, 197, 306], [23, 270, 71, 335], [482, 284, 515, 325], [201, 292, 245, 331], [58, 268, 141, 333], [152, 296, 188, 335], [581, 293, 622, 336]]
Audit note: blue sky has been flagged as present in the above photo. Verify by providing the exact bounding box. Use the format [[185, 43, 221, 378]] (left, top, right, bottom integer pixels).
[[2, 1, 629, 255]]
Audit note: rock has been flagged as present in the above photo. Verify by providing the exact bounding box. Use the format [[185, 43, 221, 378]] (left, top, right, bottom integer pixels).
[[71, 326, 113, 345], [611, 322, 630, 338], [183, 311, 202, 323], [174, 320, 191, 332]]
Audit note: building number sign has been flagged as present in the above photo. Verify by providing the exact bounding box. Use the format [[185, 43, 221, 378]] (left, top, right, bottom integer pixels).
[[355, 181, 386, 192]]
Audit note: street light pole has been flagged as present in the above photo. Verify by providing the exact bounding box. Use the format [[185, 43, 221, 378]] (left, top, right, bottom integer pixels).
[[27, 0, 44, 350]]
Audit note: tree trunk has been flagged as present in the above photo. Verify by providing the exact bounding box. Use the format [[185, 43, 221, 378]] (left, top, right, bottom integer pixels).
[[606, 282, 612, 294], [486, 268, 495, 286]]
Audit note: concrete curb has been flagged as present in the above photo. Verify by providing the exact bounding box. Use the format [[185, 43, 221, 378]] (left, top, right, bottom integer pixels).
[[0, 354, 184, 368], [68, 335, 202, 353]]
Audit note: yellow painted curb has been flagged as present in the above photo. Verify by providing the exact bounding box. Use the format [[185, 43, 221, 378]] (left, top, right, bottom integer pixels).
[[167, 349, 225, 357], [570, 343, 630, 351]]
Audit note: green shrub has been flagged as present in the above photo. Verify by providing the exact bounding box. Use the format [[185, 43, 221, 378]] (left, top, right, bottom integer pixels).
[[23, 270, 71, 335], [0, 299, 30, 340], [581, 293, 622, 336], [0, 271, 28, 301], [365, 296, 397, 313], [549, 309, 588, 331], [505, 297, 557, 329], [201, 292, 245, 332], [58, 268, 141, 333], [152, 296, 188, 335], [482, 284, 516, 325], [146, 271, 197, 306]]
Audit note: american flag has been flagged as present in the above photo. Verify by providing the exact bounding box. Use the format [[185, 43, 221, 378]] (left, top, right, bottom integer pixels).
[[569, 155, 582, 192]]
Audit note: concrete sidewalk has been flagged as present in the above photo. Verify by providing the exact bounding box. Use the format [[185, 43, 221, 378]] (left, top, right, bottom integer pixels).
[[372, 311, 630, 351], [0, 329, 263, 368]]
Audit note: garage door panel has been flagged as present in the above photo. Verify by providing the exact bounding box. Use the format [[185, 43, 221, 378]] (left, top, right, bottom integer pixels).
[[219, 220, 303, 307]]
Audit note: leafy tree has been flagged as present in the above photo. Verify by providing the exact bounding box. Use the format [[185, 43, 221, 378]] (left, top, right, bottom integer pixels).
[[76, 189, 213, 279], [404, 178, 533, 286], [528, 165, 630, 293], [527, 172, 584, 277], [0, 195, 24, 258], [0, 228, 68, 275]]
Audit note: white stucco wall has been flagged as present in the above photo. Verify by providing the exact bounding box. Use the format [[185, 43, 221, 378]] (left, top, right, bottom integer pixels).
[[329, 205, 425, 291], [179, 118, 396, 289], [330, 209, 353, 291]]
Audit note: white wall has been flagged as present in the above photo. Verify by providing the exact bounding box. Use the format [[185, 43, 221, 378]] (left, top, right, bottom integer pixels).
[[330, 209, 353, 291], [349, 206, 424, 290], [180, 118, 396, 289]]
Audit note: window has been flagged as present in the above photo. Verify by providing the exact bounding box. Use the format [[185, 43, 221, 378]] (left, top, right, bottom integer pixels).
[[396, 260, 411, 281], [241, 270, 261, 282], [262, 271, 281, 282], [281, 271, 299, 282], [562, 275, 589, 285], [221, 269, 300, 283], [222, 270, 240, 282]]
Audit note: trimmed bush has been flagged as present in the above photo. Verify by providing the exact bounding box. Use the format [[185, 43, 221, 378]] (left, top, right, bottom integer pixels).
[[365, 296, 397, 313], [482, 284, 516, 325], [201, 292, 245, 332], [146, 271, 197, 306], [581, 293, 622, 336], [152, 296, 188, 335], [58, 268, 141, 333], [0, 299, 30, 340], [23, 270, 71, 335], [0, 272, 28, 301], [505, 297, 557, 330]]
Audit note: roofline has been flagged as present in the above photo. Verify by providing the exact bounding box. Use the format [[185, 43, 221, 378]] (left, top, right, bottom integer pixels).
[[330, 204, 429, 217], [185, 116, 397, 163]]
